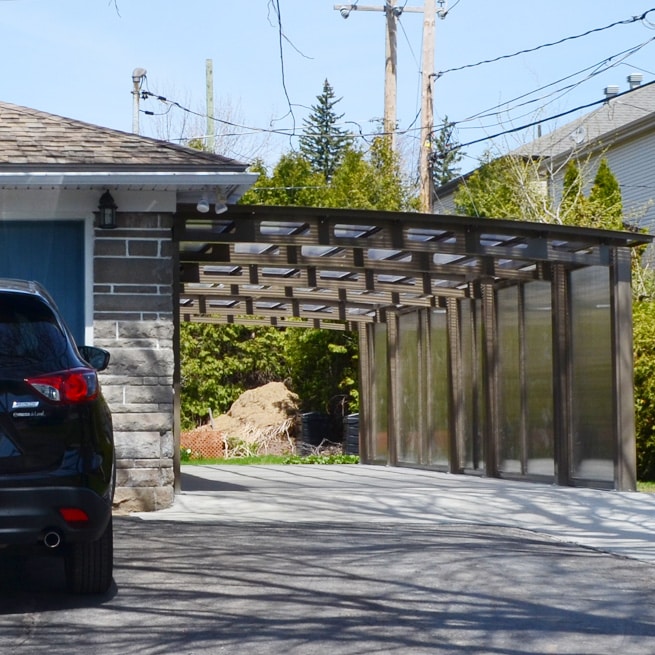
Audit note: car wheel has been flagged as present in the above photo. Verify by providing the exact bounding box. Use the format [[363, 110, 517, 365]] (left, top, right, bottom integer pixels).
[[64, 517, 113, 594]]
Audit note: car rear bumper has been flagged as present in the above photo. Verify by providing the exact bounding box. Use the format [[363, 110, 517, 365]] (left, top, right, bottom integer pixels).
[[0, 486, 111, 548]]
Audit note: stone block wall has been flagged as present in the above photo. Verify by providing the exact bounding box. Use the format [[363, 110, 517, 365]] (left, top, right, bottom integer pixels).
[[93, 212, 176, 512]]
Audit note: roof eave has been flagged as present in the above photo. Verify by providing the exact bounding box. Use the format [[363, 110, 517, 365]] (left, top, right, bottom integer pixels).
[[0, 170, 259, 195]]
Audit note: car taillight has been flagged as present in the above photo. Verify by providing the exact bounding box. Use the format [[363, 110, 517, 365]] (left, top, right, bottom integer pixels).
[[26, 368, 99, 403], [59, 507, 90, 523]]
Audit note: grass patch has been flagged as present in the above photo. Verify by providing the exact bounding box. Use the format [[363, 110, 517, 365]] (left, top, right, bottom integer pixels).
[[183, 454, 291, 466], [637, 480, 655, 493], [181, 453, 360, 466]]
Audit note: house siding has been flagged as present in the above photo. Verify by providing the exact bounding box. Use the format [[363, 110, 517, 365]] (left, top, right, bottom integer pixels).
[[596, 131, 655, 232], [93, 211, 176, 512]]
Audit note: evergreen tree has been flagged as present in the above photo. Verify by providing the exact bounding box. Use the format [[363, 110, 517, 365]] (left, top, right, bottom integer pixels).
[[326, 137, 414, 211], [299, 79, 353, 182], [430, 118, 463, 188], [559, 158, 623, 230], [588, 158, 623, 230], [559, 159, 588, 225]]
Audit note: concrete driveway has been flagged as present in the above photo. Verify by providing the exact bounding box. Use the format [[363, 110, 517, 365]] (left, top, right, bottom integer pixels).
[[1, 464, 655, 654]]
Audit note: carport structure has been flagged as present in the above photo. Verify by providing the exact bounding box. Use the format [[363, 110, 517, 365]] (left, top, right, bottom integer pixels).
[[174, 203, 652, 491]]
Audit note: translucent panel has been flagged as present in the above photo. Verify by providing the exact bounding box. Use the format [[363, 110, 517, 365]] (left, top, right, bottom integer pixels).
[[235, 243, 276, 255], [319, 270, 354, 280], [433, 253, 462, 265], [474, 299, 485, 469], [262, 267, 298, 277], [429, 309, 449, 466], [259, 221, 309, 236], [334, 224, 378, 238], [497, 286, 522, 474], [370, 323, 389, 463], [524, 282, 554, 477], [570, 267, 614, 482], [459, 301, 476, 470], [203, 266, 240, 275], [406, 227, 449, 242], [397, 313, 421, 464], [378, 274, 412, 284], [367, 249, 408, 261], [301, 245, 343, 257]]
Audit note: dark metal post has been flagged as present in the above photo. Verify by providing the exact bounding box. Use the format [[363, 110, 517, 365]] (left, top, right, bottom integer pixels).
[[611, 248, 637, 491], [551, 264, 571, 486]]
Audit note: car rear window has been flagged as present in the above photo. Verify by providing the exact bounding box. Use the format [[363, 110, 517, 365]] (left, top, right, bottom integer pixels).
[[0, 293, 71, 370]]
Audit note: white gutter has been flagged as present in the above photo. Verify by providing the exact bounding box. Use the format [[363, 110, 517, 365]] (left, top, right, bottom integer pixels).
[[0, 170, 258, 189]]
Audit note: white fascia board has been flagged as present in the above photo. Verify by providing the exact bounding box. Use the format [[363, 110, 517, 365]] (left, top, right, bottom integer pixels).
[[0, 189, 179, 217], [0, 170, 258, 190]]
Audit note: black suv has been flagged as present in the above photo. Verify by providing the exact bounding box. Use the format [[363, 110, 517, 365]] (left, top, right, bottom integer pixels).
[[0, 279, 115, 594]]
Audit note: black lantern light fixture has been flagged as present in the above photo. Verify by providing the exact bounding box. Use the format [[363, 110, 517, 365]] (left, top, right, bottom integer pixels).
[[98, 190, 118, 229]]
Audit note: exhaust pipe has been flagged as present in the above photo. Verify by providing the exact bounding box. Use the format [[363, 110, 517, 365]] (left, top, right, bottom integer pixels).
[[43, 531, 62, 549]]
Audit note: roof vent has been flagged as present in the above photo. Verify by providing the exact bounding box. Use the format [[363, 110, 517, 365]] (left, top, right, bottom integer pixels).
[[628, 73, 643, 89], [604, 85, 620, 99]]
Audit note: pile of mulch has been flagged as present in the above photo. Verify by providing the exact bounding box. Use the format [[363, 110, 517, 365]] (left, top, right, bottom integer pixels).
[[181, 381, 301, 459]]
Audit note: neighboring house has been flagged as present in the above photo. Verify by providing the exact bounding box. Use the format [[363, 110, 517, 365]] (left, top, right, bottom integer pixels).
[[433, 75, 655, 240], [0, 101, 257, 511]]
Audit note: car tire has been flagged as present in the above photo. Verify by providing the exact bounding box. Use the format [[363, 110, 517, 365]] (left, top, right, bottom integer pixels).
[[64, 516, 113, 594]]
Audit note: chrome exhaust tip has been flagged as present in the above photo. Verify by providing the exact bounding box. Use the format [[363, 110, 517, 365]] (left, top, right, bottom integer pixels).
[[43, 531, 62, 549]]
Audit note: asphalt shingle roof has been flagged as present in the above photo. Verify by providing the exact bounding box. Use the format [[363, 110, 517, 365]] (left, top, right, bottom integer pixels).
[[514, 80, 655, 161], [0, 101, 248, 171]]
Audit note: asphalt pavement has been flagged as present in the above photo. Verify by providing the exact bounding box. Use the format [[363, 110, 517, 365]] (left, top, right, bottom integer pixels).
[[144, 464, 655, 562], [0, 464, 654, 655]]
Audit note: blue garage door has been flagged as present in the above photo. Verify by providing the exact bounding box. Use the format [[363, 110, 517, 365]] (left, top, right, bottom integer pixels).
[[0, 221, 85, 343]]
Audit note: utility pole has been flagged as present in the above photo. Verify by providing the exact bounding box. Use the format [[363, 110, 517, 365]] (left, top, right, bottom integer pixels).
[[419, 0, 436, 213], [384, 0, 398, 146], [335, 2, 423, 149], [334, 3, 446, 212], [131, 68, 147, 135], [206, 59, 215, 153]]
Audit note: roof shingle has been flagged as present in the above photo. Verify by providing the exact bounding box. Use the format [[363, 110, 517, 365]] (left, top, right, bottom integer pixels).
[[513, 80, 655, 161], [0, 101, 248, 171]]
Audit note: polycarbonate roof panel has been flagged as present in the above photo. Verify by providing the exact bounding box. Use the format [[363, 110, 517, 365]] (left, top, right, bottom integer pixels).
[[175, 204, 651, 327]]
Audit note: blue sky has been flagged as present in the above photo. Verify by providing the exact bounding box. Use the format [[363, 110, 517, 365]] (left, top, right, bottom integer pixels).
[[2, 0, 655, 173]]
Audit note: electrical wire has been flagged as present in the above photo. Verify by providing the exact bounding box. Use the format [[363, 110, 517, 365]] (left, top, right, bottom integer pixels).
[[441, 94, 617, 156], [460, 40, 652, 124], [268, 0, 297, 143], [136, 8, 655, 166], [434, 9, 655, 79], [140, 91, 298, 138], [450, 37, 655, 132]]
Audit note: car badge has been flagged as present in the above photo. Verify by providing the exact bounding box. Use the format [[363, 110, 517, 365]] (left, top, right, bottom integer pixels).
[[12, 401, 40, 409]]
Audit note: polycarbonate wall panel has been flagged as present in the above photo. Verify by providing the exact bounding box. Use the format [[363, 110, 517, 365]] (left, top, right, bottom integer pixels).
[[524, 282, 554, 477], [370, 323, 389, 463], [429, 309, 449, 466], [397, 312, 421, 464], [474, 299, 485, 470], [570, 267, 614, 482], [459, 301, 474, 469], [497, 287, 522, 474]]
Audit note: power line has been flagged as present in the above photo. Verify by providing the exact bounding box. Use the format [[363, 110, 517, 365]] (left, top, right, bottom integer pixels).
[[439, 93, 625, 156], [450, 38, 655, 131], [434, 8, 655, 79], [136, 9, 655, 166]]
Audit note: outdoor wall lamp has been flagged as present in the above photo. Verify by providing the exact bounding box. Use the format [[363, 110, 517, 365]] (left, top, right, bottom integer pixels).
[[215, 192, 228, 215], [98, 190, 118, 229], [196, 194, 210, 213]]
